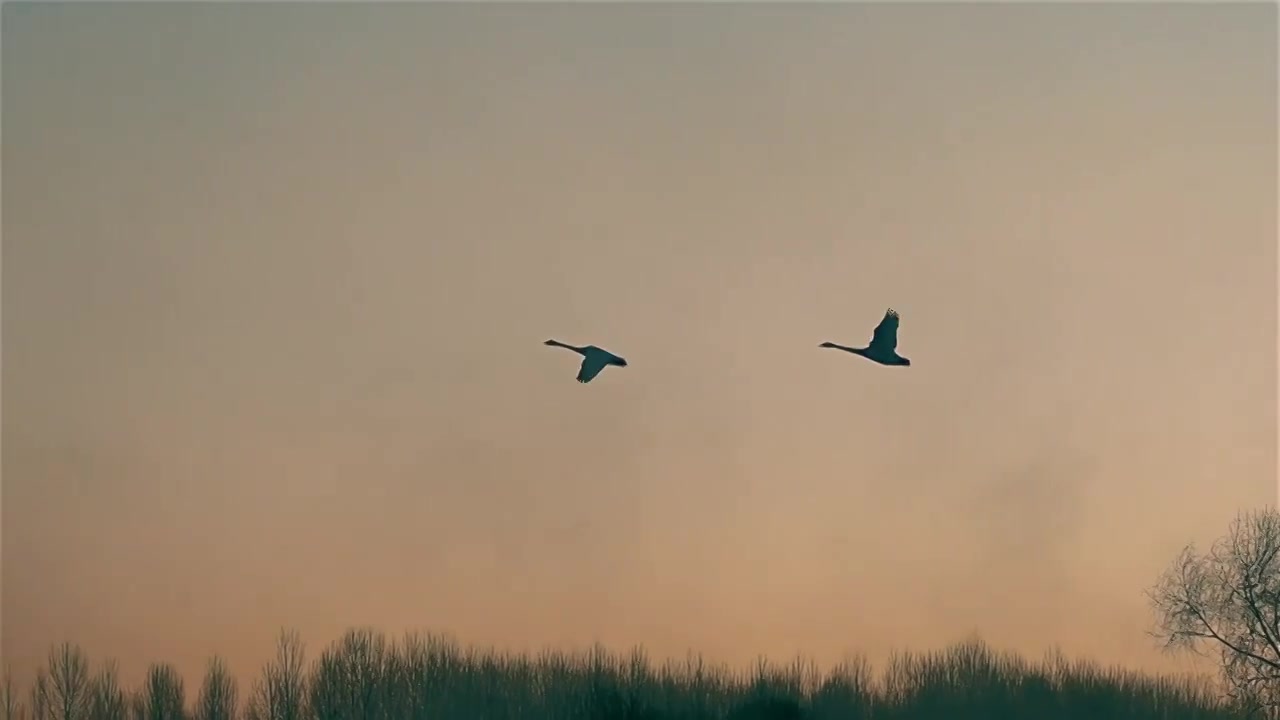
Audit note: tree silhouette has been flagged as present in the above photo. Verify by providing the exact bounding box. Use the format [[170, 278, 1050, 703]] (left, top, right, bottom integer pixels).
[[87, 661, 128, 720], [1, 668, 23, 720], [308, 629, 391, 720], [192, 657, 237, 720], [29, 644, 91, 720], [126, 690, 144, 720], [137, 665, 184, 720], [1149, 507, 1280, 715], [244, 631, 306, 720], [5, 626, 1250, 720], [387, 633, 446, 720]]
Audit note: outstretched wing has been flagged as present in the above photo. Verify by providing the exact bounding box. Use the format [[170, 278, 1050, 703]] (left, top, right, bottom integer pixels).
[[867, 308, 900, 352], [576, 353, 609, 383]]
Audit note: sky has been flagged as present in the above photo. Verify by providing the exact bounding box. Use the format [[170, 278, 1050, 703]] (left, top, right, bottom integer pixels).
[[3, 0, 1276, 692]]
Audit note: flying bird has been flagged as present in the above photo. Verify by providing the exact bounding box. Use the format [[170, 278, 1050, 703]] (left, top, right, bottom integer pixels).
[[543, 339, 629, 383], [820, 308, 912, 366]]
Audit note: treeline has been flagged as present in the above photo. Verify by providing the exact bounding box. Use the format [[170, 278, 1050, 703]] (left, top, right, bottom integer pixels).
[[2, 629, 1247, 719]]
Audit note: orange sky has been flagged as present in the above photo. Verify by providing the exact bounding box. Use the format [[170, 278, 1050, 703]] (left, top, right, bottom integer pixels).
[[3, 1, 1276, 692]]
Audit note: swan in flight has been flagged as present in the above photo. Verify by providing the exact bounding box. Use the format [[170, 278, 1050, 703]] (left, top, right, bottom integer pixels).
[[543, 340, 629, 383], [820, 308, 912, 366]]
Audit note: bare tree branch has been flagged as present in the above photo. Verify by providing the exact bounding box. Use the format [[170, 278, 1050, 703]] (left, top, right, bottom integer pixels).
[[1150, 507, 1280, 713]]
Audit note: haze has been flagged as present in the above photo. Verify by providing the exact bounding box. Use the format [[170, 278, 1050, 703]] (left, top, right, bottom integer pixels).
[[3, 0, 1275, 691]]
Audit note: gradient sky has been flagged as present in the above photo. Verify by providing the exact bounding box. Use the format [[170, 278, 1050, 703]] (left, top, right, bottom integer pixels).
[[3, 0, 1276, 692]]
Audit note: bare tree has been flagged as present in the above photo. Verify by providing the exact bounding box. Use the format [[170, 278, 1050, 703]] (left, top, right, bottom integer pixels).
[[1149, 507, 1280, 715], [238, 690, 260, 720], [192, 657, 237, 720], [2, 667, 23, 720], [388, 633, 448, 720], [30, 669, 51, 720], [309, 629, 392, 720], [137, 665, 185, 720], [244, 631, 306, 720], [28, 644, 91, 720], [125, 691, 144, 720], [87, 662, 127, 720]]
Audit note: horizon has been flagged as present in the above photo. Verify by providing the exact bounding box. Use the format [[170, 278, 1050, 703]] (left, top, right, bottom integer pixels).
[[3, 0, 1276, 696], [6, 626, 1235, 705], [10, 628, 1246, 720]]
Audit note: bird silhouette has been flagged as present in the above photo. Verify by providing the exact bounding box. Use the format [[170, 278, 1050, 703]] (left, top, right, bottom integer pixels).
[[820, 308, 912, 366], [543, 340, 629, 383]]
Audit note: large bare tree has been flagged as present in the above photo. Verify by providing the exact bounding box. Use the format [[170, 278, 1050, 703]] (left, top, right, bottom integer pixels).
[[29, 644, 91, 720], [193, 657, 237, 720], [1149, 507, 1280, 714]]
